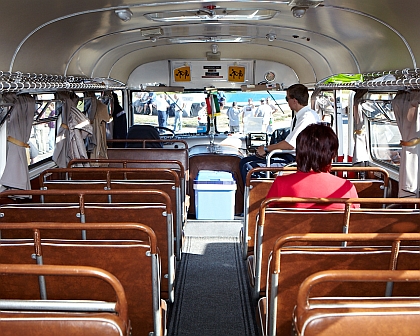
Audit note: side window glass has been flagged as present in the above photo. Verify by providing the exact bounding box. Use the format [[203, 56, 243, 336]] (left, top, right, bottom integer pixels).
[[29, 95, 57, 165], [361, 94, 401, 169]]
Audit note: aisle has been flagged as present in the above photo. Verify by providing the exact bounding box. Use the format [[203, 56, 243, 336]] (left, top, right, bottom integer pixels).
[[167, 220, 258, 336]]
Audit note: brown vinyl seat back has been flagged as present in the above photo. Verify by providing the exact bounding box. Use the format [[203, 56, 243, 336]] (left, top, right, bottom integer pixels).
[[68, 157, 187, 181], [39, 167, 184, 261], [0, 240, 41, 299], [106, 147, 189, 209], [69, 158, 189, 227], [40, 181, 110, 203], [293, 270, 420, 336], [188, 145, 244, 217], [0, 263, 130, 336], [330, 166, 390, 203], [263, 233, 420, 336], [107, 139, 188, 150], [0, 222, 163, 336], [242, 166, 390, 260], [81, 203, 175, 301], [250, 198, 347, 301], [347, 207, 420, 238], [242, 176, 272, 259], [0, 203, 85, 239], [39, 167, 179, 201], [0, 189, 175, 303], [106, 147, 189, 188], [252, 196, 420, 302], [0, 311, 129, 336]]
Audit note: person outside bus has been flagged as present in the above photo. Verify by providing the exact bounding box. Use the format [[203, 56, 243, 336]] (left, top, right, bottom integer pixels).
[[239, 83, 320, 183], [254, 98, 272, 133], [217, 91, 226, 110], [265, 97, 279, 134], [155, 94, 170, 131], [197, 102, 208, 126], [173, 94, 185, 132], [241, 98, 255, 132], [34, 109, 48, 155], [146, 92, 156, 115], [266, 123, 359, 209], [226, 101, 241, 133], [133, 92, 148, 114]]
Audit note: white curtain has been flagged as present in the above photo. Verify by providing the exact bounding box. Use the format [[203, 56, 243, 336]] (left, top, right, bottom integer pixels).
[[391, 90, 420, 197], [352, 89, 369, 164], [310, 88, 322, 110], [53, 92, 77, 167], [0, 93, 35, 190], [68, 106, 93, 161], [89, 99, 110, 161], [83, 92, 110, 163]]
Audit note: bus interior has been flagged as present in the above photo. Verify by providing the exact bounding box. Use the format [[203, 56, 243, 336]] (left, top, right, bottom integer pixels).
[[0, 1, 419, 336]]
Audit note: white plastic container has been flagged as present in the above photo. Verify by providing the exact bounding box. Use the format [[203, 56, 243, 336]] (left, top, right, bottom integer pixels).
[[193, 170, 237, 220]]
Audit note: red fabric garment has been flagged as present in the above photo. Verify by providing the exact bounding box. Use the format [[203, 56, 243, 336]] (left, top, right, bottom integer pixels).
[[266, 171, 359, 209]]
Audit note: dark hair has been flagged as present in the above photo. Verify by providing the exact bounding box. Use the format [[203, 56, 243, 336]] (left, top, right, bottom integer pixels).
[[287, 84, 309, 106], [296, 123, 338, 173]]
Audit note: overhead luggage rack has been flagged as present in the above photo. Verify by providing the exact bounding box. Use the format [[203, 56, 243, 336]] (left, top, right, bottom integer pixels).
[[0, 71, 126, 92], [316, 68, 420, 91]]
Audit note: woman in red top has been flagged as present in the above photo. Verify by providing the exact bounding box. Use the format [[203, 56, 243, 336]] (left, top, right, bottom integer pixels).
[[266, 123, 359, 209]]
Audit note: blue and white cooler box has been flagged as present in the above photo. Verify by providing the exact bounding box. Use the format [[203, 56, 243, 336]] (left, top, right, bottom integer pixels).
[[193, 170, 237, 220]]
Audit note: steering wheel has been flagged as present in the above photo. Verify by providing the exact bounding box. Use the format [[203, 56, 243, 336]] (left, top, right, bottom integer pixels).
[[155, 126, 175, 139]]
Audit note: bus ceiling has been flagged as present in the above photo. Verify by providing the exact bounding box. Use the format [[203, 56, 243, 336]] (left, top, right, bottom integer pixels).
[[0, 1, 418, 92]]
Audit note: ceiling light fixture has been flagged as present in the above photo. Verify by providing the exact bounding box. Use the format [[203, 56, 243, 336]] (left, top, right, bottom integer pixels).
[[141, 27, 163, 36], [291, 6, 307, 18], [169, 36, 252, 44], [266, 33, 277, 42], [114, 9, 133, 22], [144, 9, 278, 22]]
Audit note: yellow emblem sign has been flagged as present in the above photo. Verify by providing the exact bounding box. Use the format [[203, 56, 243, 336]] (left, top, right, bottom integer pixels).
[[228, 66, 245, 82], [174, 66, 191, 82]]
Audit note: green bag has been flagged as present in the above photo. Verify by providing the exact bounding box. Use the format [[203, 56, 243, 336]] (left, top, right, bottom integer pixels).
[[324, 73, 363, 84]]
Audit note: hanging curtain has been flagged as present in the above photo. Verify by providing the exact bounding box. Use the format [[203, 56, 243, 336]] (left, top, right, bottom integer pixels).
[[391, 90, 420, 197], [352, 89, 369, 164], [84, 91, 98, 156], [53, 92, 92, 167], [310, 88, 322, 110], [0, 93, 35, 190], [89, 98, 110, 162], [68, 105, 93, 162]]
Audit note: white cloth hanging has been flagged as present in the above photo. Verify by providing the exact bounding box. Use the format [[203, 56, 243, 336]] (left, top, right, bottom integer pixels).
[[392, 90, 420, 197], [352, 90, 370, 164], [53, 92, 92, 167], [0, 93, 35, 190]]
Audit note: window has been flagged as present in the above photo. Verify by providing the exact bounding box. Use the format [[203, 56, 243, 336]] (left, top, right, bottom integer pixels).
[[361, 93, 401, 168], [28, 91, 117, 166], [29, 94, 58, 165], [130, 90, 292, 135]]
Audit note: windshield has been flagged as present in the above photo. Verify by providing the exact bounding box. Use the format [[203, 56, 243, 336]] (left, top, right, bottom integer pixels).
[[130, 90, 291, 134]]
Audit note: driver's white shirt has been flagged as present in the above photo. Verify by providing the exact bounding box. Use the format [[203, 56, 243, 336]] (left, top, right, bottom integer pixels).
[[285, 106, 320, 148]]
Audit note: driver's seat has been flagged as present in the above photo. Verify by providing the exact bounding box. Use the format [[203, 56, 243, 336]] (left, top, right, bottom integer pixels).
[[126, 124, 163, 148]]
